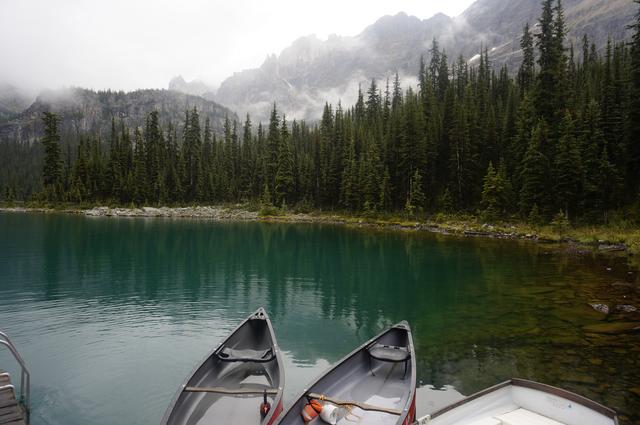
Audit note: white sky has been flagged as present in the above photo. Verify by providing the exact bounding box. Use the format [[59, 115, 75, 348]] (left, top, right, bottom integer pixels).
[[0, 0, 475, 92]]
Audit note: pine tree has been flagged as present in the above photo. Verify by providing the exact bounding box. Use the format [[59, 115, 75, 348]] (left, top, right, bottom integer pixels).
[[340, 138, 359, 211], [595, 143, 622, 223], [528, 203, 544, 225], [429, 39, 441, 95], [554, 111, 582, 219], [275, 115, 295, 207], [520, 122, 551, 216], [362, 140, 382, 212], [132, 128, 147, 205], [481, 161, 508, 220], [72, 138, 89, 202], [366, 79, 380, 126], [41, 112, 63, 200], [106, 118, 122, 201], [266, 104, 280, 195], [379, 167, 392, 211], [518, 23, 535, 91], [202, 117, 213, 200], [406, 169, 425, 216], [260, 182, 273, 207], [535, 0, 566, 129], [165, 122, 181, 204], [144, 111, 163, 203]]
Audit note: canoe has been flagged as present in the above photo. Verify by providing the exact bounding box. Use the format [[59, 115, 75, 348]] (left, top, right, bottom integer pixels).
[[419, 378, 618, 425], [160, 308, 284, 425], [276, 321, 416, 425]]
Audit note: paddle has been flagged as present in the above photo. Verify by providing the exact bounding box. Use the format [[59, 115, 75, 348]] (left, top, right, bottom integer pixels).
[[306, 392, 402, 415]]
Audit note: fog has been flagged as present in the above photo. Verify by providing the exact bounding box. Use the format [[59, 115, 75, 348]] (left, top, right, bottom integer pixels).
[[0, 0, 474, 92]]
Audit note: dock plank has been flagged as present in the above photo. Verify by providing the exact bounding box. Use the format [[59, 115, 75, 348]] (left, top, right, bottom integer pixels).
[[0, 370, 26, 425]]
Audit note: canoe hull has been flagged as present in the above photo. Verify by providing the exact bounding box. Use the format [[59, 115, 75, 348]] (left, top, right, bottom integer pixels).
[[160, 308, 285, 425], [276, 321, 416, 425]]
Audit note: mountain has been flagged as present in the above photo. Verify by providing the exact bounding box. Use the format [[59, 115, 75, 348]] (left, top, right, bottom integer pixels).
[[0, 87, 236, 144], [174, 0, 635, 122], [0, 84, 34, 122], [168, 76, 216, 99]]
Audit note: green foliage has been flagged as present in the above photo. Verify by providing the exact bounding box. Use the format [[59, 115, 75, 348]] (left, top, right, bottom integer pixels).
[[551, 209, 570, 233], [481, 161, 510, 221], [518, 23, 535, 91], [520, 122, 551, 217], [404, 169, 425, 217], [528, 204, 544, 226], [439, 188, 454, 213], [260, 182, 273, 207], [535, 0, 567, 130]]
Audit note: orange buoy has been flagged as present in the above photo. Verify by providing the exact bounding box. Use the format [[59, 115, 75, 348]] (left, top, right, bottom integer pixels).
[[301, 399, 323, 422]]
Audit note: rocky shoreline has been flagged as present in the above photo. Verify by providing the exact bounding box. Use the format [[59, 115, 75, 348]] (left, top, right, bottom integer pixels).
[[83, 206, 260, 220], [0, 205, 633, 255]]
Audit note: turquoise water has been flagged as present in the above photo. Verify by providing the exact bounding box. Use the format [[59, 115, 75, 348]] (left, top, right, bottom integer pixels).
[[0, 212, 638, 424]]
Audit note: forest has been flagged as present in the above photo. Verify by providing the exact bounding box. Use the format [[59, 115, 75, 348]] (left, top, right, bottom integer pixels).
[[2, 0, 640, 225]]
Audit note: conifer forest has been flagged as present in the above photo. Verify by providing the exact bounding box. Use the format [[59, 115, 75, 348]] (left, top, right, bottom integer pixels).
[[2, 0, 640, 226]]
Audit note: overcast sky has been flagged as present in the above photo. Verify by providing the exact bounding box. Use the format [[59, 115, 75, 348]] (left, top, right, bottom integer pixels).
[[0, 0, 475, 92]]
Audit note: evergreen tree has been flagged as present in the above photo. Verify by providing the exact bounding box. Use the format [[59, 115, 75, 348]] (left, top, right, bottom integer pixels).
[[145, 111, 163, 203], [106, 118, 122, 201], [266, 104, 281, 195], [275, 116, 295, 207], [554, 111, 582, 219], [520, 122, 551, 216], [535, 0, 566, 129], [481, 161, 509, 220], [132, 128, 147, 204], [41, 112, 63, 200], [518, 23, 535, 91], [405, 169, 425, 216], [595, 143, 621, 223], [379, 167, 392, 211]]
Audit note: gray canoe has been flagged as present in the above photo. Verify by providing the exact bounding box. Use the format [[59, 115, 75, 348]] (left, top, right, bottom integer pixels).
[[276, 321, 416, 425], [419, 378, 618, 425], [160, 308, 285, 425]]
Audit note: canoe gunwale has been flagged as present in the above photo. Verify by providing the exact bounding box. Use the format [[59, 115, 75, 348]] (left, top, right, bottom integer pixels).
[[159, 307, 285, 425], [425, 378, 618, 424]]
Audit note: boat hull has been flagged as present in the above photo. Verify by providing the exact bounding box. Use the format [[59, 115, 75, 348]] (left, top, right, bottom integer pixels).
[[422, 378, 618, 425], [160, 308, 285, 425], [276, 321, 416, 425]]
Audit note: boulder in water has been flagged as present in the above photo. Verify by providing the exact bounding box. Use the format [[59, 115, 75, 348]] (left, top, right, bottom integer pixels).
[[589, 303, 609, 314]]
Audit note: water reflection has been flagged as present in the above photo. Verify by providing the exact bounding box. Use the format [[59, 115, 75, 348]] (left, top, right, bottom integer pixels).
[[0, 212, 638, 425]]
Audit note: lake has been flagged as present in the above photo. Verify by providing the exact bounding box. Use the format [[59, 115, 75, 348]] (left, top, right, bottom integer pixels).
[[0, 212, 638, 424]]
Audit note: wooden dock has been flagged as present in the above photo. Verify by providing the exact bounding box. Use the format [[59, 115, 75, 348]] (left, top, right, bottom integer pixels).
[[0, 370, 27, 425]]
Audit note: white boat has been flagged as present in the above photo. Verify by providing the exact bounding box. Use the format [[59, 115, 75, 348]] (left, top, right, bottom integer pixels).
[[417, 378, 618, 425]]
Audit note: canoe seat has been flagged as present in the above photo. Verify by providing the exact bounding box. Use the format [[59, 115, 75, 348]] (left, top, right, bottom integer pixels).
[[366, 344, 410, 378], [216, 346, 275, 363]]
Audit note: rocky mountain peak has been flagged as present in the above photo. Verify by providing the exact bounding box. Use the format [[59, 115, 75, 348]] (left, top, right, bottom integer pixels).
[[173, 0, 636, 123]]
